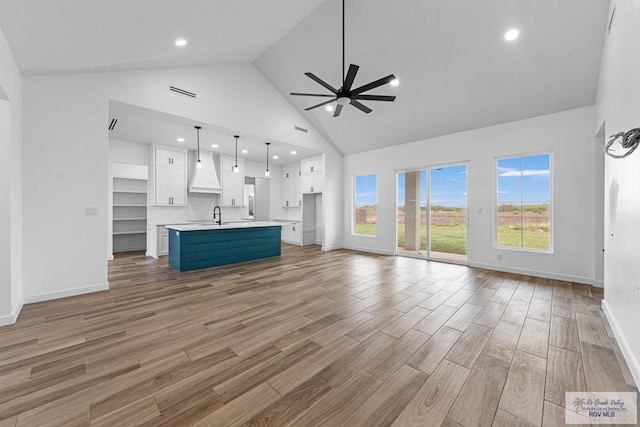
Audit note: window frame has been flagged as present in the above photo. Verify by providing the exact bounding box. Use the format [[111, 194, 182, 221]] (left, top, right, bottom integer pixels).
[[352, 173, 378, 237], [494, 151, 553, 254]]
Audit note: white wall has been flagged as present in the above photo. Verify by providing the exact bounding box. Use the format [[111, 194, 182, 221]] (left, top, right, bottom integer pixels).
[[343, 106, 597, 284], [0, 26, 22, 325], [596, 0, 640, 387], [22, 64, 341, 302]]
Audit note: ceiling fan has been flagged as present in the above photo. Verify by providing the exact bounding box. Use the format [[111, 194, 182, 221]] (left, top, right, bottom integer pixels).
[[290, 0, 397, 118]]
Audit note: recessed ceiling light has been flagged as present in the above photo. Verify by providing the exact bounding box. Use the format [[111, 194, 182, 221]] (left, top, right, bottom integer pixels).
[[211, 144, 218, 148], [175, 39, 187, 47], [241, 149, 248, 154], [176, 137, 185, 142], [290, 151, 297, 155], [272, 155, 279, 160], [326, 104, 334, 112], [504, 29, 519, 41], [390, 78, 399, 87]]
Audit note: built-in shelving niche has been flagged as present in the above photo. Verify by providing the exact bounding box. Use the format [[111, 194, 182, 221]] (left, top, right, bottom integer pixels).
[[112, 164, 148, 253]]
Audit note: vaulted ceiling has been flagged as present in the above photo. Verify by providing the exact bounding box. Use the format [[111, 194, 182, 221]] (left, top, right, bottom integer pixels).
[[0, 0, 610, 154], [0, 0, 326, 74], [255, 0, 610, 154]]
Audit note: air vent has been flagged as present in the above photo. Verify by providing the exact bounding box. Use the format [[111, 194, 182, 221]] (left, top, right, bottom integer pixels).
[[169, 86, 196, 98], [608, 6, 616, 34], [294, 126, 308, 133], [108, 118, 118, 131]]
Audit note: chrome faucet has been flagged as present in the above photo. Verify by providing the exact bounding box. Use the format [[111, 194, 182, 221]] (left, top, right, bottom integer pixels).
[[213, 206, 222, 225]]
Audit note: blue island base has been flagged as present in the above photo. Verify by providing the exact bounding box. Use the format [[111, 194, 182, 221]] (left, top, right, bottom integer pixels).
[[168, 226, 282, 272]]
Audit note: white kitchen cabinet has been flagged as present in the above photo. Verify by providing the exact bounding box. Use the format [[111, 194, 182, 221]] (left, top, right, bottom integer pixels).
[[301, 156, 322, 174], [301, 155, 323, 194], [157, 226, 169, 256], [301, 170, 323, 194], [153, 147, 187, 206], [221, 156, 245, 207], [282, 163, 302, 208], [281, 221, 301, 245]]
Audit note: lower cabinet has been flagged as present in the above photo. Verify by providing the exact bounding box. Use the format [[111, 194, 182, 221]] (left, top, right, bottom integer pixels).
[[281, 222, 301, 245], [157, 226, 169, 256]]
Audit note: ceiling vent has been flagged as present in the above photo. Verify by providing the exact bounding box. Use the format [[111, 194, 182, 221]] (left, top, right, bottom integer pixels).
[[294, 126, 308, 133], [108, 118, 118, 130], [169, 85, 196, 98]]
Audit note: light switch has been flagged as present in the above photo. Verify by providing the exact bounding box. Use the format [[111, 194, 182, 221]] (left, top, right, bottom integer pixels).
[[85, 207, 97, 216]]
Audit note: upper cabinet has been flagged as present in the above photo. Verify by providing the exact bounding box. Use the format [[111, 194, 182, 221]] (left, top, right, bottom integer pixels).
[[153, 147, 187, 206], [282, 162, 302, 208], [221, 156, 245, 207], [301, 155, 324, 194]]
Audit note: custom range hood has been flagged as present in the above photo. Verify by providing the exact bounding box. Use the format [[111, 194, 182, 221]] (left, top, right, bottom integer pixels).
[[189, 151, 222, 193]]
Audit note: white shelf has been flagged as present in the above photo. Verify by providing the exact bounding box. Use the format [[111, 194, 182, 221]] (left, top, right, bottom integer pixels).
[[112, 174, 148, 254], [113, 189, 147, 194]]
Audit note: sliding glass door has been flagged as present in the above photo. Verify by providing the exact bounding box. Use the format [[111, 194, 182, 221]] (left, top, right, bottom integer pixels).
[[396, 164, 467, 263]]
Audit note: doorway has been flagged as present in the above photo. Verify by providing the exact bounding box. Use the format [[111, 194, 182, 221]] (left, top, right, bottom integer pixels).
[[243, 176, 270, 221], [396, 164, 468, 263]]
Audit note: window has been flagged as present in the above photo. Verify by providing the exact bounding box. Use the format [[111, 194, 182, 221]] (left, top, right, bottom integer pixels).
[[497, 153, 551, 251], [354, 174, 377, 236]]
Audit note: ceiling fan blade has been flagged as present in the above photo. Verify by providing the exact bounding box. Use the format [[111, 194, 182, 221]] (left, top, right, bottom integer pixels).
[[305, 98, 335, 111], [351, 74, 396, 95], [351, 94, 396, 102], [342, 64, 360, 91], [349, 99, 372, 114], [290, 92, 335, 97], [305, 72, 338, 94], [333, 104, 344, 118]]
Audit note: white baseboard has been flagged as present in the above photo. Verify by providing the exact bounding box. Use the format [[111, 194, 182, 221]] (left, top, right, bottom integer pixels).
[[602, 300, 640, 388], [322, 244, 343, 251], [469, 262, 594, 285], [107, 254, 114, 261], [23, 282, 109, 305], [0, 298, 24, 326], [341, 245, 395, 256]]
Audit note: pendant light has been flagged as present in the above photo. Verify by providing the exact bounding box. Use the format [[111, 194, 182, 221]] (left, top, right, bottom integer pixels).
[[233, 135, 240, 173], [195, 126, 202, 168], [265, 142, 271, 177]]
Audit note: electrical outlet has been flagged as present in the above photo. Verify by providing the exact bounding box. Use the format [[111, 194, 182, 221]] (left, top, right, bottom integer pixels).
[[85, 207, 97, 216], [497, 253, 503, 261], [478, 208, 483, 214]]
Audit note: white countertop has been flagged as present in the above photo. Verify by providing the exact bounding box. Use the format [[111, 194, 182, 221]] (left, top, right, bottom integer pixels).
[[165, 221, 282, 231]]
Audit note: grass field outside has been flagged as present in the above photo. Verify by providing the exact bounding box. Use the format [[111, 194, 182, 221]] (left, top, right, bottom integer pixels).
[[355, 205, 550, 255]]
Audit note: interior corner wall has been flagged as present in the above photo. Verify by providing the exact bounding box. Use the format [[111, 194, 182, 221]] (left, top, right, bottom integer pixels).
[[0, 25, 23, 325], [595, 0, 640, 387], [22, 63, 341, 303], [342, 106, 597, 284], [322, 149, 343, 250]]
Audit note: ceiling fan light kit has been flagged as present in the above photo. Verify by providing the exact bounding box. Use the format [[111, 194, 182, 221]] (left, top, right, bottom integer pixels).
[[290, 0, 397, 117]]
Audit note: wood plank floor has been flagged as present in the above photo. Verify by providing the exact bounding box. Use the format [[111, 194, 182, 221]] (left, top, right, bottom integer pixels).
[[0, 245, 636, 426]]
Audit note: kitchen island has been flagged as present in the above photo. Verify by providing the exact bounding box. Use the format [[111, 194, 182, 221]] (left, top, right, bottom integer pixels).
[[166, 222, 282, 272]]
